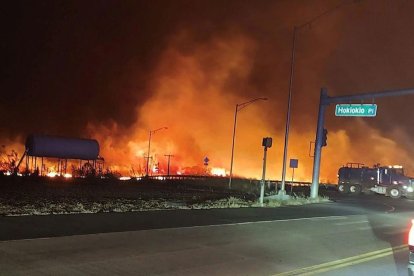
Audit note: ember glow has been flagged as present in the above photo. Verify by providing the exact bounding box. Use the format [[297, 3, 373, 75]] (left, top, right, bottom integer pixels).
[[46, 170, 72, 178], [211, 168, 227, 177], [47, 171, 58, 178]]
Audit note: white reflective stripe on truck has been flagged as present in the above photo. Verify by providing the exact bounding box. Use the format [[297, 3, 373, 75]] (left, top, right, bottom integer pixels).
[[371, 186, 387, 194]]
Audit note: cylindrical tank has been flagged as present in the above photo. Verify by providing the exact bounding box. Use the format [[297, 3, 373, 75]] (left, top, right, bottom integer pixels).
[[25, 134, 100, 160]]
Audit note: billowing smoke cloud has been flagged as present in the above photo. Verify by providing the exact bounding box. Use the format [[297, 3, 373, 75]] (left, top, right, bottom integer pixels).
[[2, 0, 414, 181], [88, 29, 273, 176]]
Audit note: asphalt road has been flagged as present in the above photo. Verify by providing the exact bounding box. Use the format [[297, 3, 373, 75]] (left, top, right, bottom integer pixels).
[[1, 193, 414, 275]]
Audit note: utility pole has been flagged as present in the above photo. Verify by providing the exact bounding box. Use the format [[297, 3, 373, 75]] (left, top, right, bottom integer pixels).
[[144, 156, 153, 176], [164, 154, 174, 176], [146, 127, 168, 176]]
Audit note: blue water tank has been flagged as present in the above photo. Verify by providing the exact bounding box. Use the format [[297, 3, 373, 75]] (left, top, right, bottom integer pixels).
[[25, 135, 100, 160]]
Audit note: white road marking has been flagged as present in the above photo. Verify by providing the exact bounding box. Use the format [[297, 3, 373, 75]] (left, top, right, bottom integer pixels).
[[192, 215, 349, 228], [335, 220, 368, 226], [358, 226, 374, 230], [274, 244, 407, 276], [383, 203, 396, 213], [0, 215, 349, 243], [383, 229, 406, 235]]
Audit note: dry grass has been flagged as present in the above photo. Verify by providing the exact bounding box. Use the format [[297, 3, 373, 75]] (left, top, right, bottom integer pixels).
[[0, 176, 331, 216]]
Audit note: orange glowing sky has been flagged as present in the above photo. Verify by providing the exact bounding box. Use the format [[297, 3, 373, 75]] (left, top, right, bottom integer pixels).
[[2, 0, 414, 182]]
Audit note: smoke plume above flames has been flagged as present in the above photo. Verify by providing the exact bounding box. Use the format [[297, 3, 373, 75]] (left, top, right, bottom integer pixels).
[[2, 0, 414, 182], [88, 30, 273, 177]]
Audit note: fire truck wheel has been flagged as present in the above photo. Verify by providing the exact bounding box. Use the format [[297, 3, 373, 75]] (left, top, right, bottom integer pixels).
[[349, 184, 361, 194], [338, 184, 349, 193], [388, 187, 401, 199]]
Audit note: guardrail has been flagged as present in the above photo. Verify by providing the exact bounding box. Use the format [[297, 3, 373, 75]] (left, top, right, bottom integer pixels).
[[141, 175, 337, 192]]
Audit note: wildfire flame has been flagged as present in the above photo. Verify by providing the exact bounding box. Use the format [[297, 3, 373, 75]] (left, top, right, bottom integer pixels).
[[47, 171, 58, 178], [211, 167, 226, 177], [3, 21, 414, 183], [85, 31, 414, 182]]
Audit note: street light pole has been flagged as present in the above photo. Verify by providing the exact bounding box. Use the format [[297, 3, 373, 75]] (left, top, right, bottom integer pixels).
[[279, 26, 297, 195], [228, 97, 267, 189], [228, 104, 238, 189], [279, 0, 356, 196], [146, 127, 168, 177]]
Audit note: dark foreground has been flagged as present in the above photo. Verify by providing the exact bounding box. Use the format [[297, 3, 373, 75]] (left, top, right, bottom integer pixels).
[[0, 175, 333, 215], [1, 193, 413, 275]]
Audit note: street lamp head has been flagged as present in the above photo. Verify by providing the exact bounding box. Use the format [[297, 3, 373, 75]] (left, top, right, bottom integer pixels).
[[229, 95, 268, 189], [150, 126, 168, 134], [237, 97, 268, 111]]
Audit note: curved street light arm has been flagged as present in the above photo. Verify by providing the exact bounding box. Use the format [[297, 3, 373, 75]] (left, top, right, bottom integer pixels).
[[150, 126, 168, 135], [229, 96, 267, 189], [279, 0, 360, 196], [237, 97, 268, 111], [297, 0, 353, 30]]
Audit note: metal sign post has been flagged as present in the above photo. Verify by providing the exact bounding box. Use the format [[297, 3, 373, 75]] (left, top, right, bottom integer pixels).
[[204, 157, 209, 175], [289, 159, 298, 194]]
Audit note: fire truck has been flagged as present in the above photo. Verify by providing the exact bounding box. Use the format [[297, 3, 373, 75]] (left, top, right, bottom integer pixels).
[[337, 163, 414, 199]]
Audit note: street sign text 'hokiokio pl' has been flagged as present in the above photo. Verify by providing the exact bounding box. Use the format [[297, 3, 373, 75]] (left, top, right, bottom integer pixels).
[[335, 104, 377, 117]]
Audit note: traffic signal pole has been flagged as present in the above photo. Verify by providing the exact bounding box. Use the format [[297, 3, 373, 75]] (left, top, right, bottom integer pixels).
[[311, 88, 328, 198], [310, 87, 414, 199]]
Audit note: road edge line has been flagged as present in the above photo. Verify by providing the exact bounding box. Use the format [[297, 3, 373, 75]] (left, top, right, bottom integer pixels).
[[274, 244, 406, 276]]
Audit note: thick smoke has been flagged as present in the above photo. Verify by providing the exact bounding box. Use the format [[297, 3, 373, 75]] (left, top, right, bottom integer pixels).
[[2, 0, 414, 181]]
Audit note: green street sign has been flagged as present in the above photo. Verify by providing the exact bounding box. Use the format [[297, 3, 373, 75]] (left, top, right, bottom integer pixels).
[[335, 104, 377, 117]]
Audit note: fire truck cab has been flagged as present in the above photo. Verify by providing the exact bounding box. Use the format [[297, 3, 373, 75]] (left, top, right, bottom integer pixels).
[[338, 163, 414, 199]]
